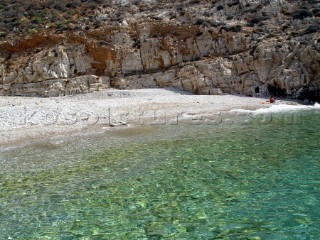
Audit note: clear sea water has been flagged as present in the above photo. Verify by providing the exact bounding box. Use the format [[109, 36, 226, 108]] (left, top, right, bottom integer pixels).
[[0, 109, 319, 239]]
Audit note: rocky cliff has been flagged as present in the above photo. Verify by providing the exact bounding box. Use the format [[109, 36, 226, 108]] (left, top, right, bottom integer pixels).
[[0, 0, 319, 101]]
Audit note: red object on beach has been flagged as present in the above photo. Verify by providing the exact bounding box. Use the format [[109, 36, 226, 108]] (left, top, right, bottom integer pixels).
[[269, 96, 276, 103], [261, 96, 276, 104]]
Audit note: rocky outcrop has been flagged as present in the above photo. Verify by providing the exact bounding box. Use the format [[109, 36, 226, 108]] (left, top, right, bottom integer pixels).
[[0, 0, 319, 100]]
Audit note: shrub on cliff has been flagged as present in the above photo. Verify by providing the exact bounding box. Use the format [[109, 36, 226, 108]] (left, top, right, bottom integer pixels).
[[304, 24, 319, 34], [0, 0, 103, 36], [247, 17, 261, 27], [188, 0, 200, 5], [216, 5, 224, 11], [0, 31, 7, 37], [220, 25, 242, 32], [194, 19, 209, 27], [292, 9, 313, 19], [312, 8, 320, 17]]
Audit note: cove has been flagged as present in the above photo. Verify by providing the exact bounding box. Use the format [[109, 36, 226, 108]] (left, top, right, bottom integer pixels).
[[0, 110, 319, 239]]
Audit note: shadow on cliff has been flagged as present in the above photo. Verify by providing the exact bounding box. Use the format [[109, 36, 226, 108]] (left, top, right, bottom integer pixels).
[[298, 80, 320, 103]]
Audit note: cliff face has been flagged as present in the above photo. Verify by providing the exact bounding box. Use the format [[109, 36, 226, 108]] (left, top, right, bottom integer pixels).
[[0, 0, 319, 100]]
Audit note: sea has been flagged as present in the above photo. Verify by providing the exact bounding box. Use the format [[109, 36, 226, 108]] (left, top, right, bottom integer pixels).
[[0, 104, 319, 239]]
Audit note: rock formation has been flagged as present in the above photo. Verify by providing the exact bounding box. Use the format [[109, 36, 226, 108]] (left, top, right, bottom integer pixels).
[[0, 0, 319, 101]]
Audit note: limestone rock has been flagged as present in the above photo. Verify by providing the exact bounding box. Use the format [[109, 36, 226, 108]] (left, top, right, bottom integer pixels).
[[0, 0, 319, 100], [111, 77, 127, 89]]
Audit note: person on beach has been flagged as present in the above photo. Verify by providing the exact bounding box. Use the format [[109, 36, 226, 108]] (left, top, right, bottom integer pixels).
[[268, 96, 276, 103], [261, 96, 276, 104]]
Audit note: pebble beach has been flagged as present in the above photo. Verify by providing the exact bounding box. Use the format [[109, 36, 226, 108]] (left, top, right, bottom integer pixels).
[[0, 88, 300, 149]]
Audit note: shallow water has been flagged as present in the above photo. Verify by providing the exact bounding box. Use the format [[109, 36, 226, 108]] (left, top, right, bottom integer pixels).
[[0, 110, 320, 239]]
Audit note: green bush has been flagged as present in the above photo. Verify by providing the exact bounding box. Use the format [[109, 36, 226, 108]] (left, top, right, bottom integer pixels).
[[0, 31, 7, 37]]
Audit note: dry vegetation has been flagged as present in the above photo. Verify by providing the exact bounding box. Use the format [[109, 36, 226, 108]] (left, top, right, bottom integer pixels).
[[0, 0, 115, 37], [0, 0, 318, 40]]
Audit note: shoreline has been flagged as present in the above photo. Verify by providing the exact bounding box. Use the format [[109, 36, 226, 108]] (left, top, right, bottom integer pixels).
[[0, 88, 302, 150]]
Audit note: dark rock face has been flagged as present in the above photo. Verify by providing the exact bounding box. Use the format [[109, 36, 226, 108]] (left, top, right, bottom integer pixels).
[[0, 0, 319, 100], [298, 81, 320, 103]]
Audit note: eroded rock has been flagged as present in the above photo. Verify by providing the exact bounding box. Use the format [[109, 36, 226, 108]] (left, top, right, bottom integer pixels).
[[0, 0, 319, 100]]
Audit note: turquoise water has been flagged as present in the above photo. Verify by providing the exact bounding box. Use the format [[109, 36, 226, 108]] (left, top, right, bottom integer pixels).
[[0, 110, 320, 239]]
